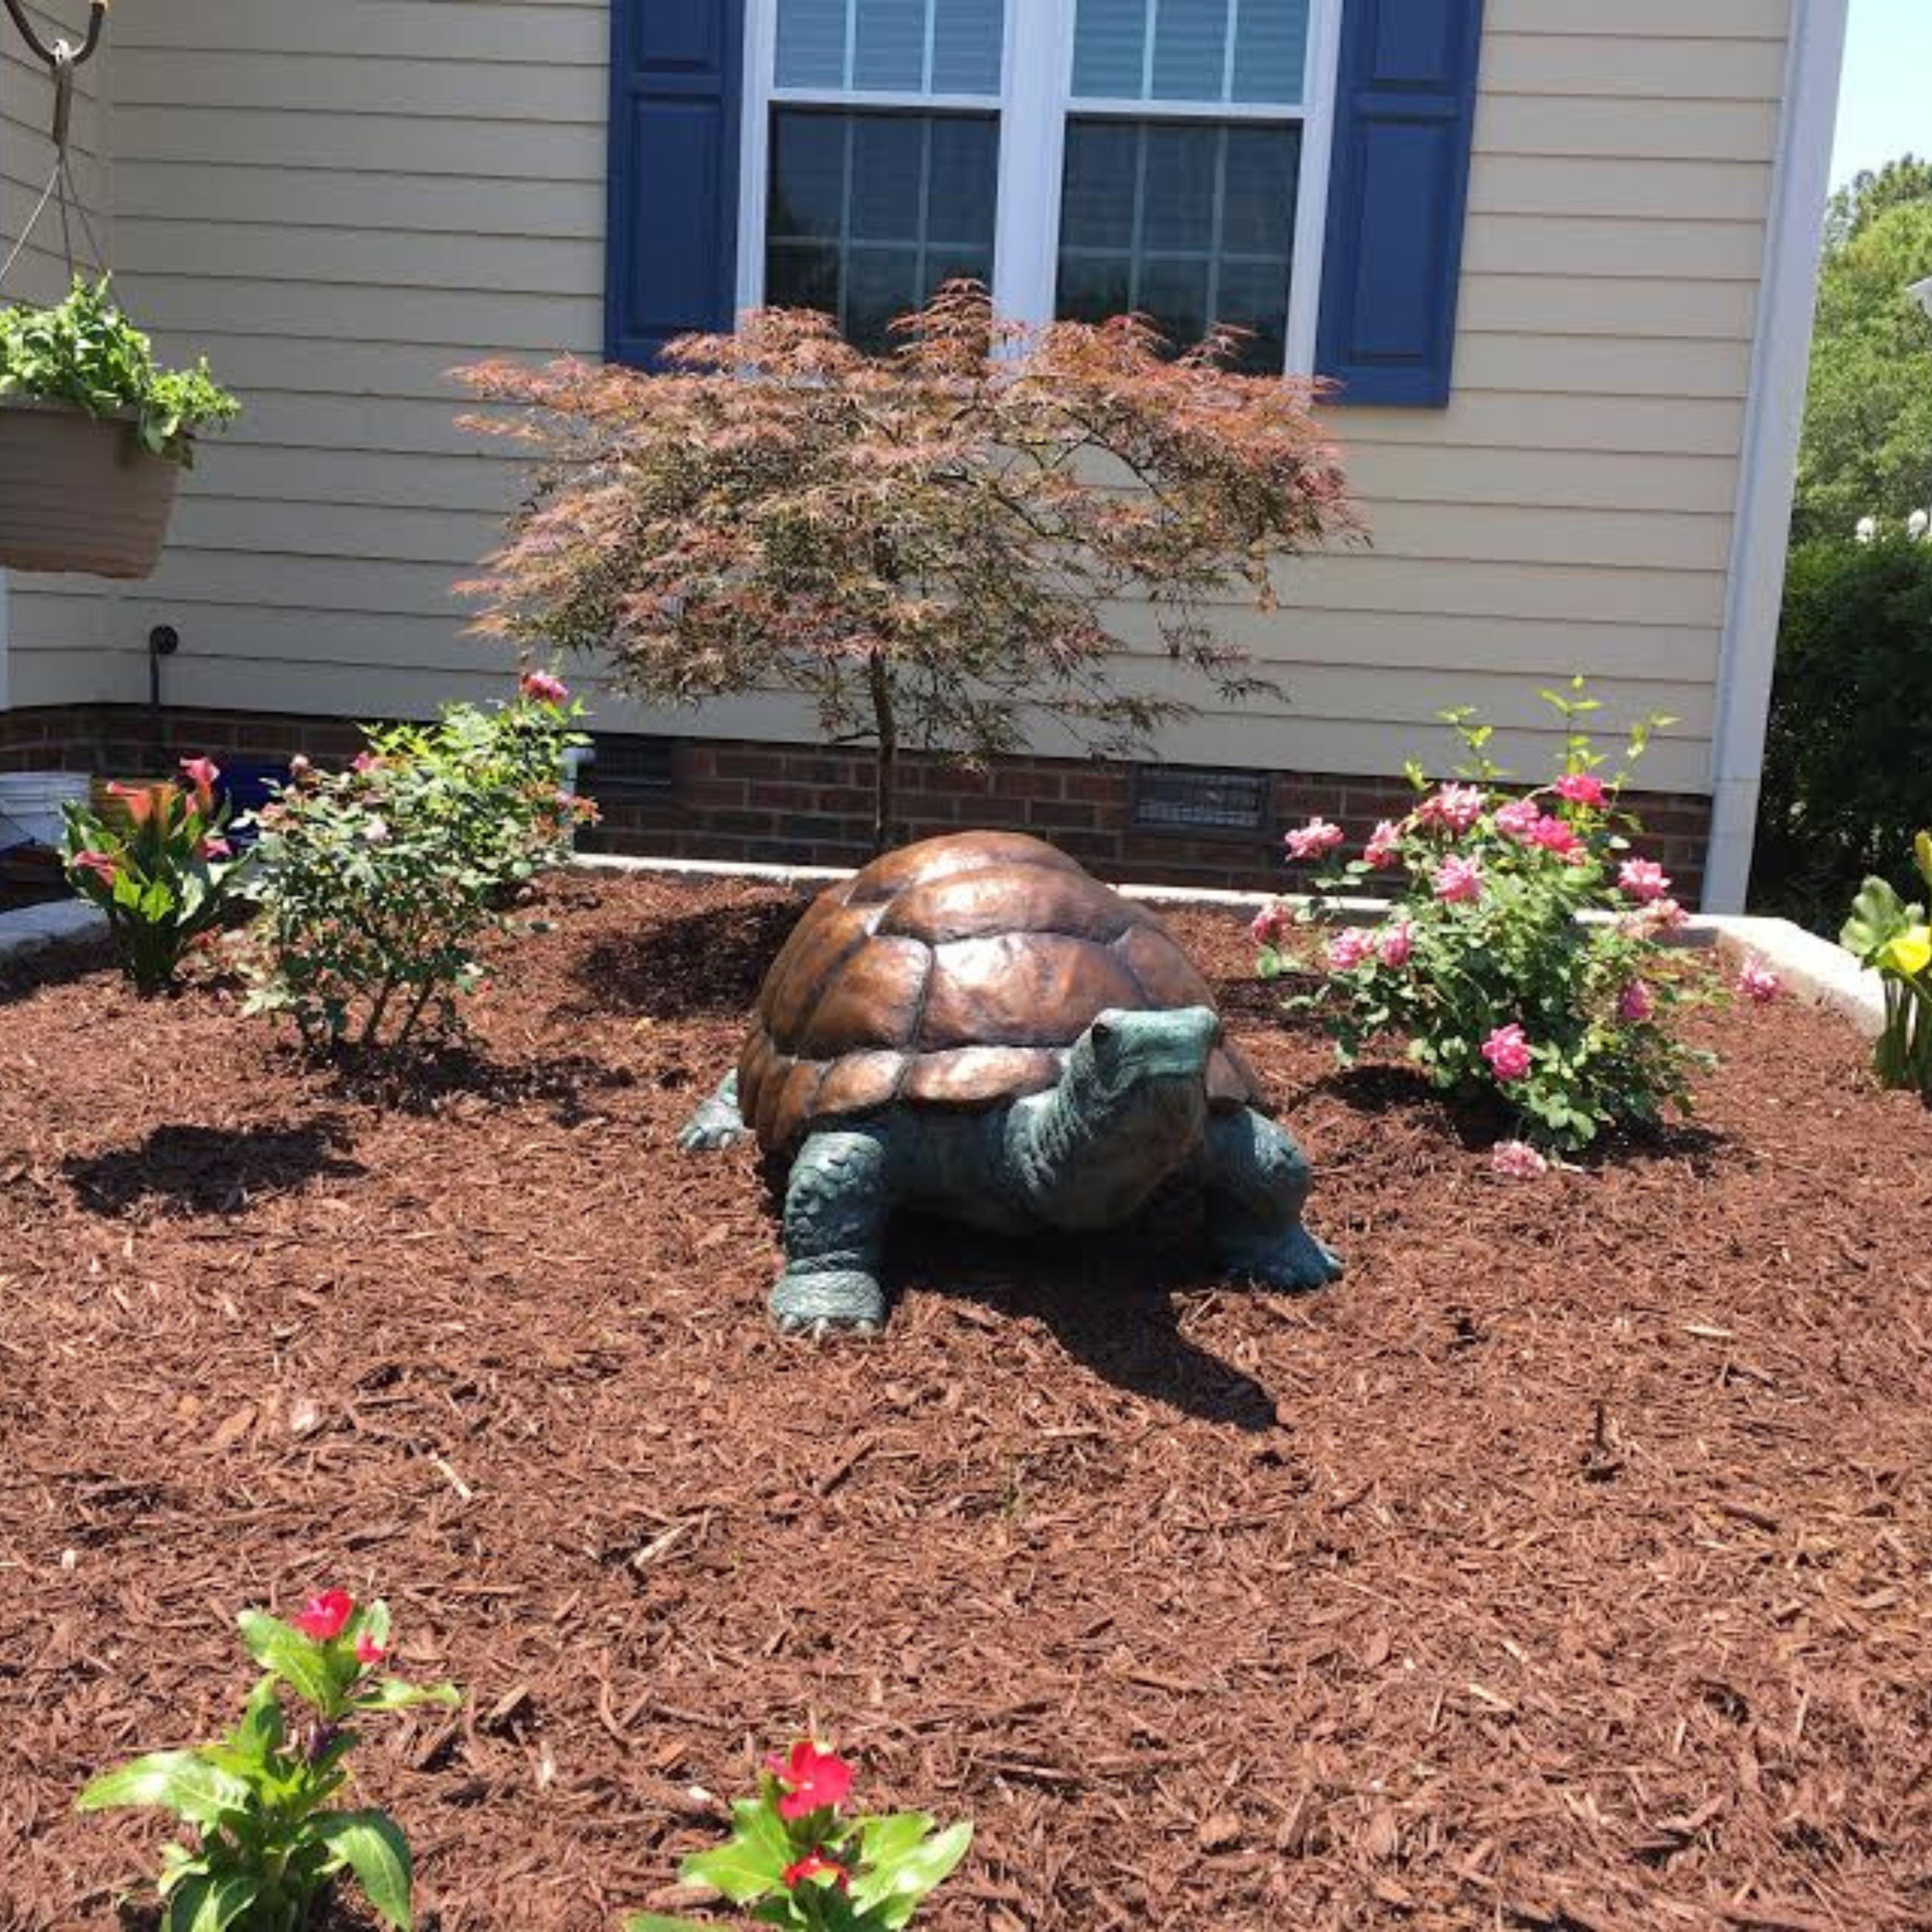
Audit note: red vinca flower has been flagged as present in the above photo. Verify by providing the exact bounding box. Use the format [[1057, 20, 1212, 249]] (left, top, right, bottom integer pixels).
[[782, 1852, 851, 1893], [292, 1588, 355, 1641], [355, 1633, 385, 1667], [766, 1739, 855, 1821]]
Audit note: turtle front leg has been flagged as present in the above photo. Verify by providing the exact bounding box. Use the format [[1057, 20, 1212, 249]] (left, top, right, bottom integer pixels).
[[1197, 1106, 1344, 1292], [678, 1070, 755, 1153], [773, 1127, 899, 1336]]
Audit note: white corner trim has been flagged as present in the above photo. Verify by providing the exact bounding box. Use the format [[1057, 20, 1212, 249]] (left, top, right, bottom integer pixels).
[[1703, 0, 1850, 915]]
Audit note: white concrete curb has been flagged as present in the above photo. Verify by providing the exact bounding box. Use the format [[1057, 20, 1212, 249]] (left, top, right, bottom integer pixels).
[[0, 898, 106, 965], [572, 852, 1891, 1042]]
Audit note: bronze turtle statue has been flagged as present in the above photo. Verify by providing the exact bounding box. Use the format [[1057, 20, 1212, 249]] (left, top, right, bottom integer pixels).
[[680, 829, 1342, 1332]]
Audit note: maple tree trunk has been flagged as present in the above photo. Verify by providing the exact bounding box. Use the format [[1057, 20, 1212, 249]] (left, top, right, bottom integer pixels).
[[867, 649, 898, 855]]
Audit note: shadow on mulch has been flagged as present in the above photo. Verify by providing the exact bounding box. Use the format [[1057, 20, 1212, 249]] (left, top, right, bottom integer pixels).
[[0, 933, 111, 1005], [65, 1117, 366, 1217], [569, 896, 808, 1020], [307, 1042, 642, 1124]]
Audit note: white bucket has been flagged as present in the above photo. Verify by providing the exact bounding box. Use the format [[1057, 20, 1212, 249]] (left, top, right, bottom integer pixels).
[[0, 770, 92, 852]]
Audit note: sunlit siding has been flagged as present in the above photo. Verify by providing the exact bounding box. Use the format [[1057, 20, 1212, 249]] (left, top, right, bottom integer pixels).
[[32, 0, 1790, 795]]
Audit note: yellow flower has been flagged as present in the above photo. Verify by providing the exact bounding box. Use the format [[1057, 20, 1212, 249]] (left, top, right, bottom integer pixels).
[[1881, 925, 1932, 979], [1917, 830, 1932, 889]]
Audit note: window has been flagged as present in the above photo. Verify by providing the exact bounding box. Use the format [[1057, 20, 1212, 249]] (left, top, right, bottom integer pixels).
[[737, 0, 1340, 373]]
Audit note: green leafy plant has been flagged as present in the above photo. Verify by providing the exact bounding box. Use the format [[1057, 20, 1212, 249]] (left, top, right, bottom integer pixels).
[[242, 673, 595, 1052], [0, 275, 239, 461], [1840, 830, 1932, 1092], [77, 1586, 460, 1932], [629, 1738, 971, 1932], [1256, 683, 1716, 1155], [60, 757, 252, 994]]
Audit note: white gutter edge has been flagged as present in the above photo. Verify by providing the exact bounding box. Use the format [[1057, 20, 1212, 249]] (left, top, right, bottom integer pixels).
[[1703, 0, 1850, 914]]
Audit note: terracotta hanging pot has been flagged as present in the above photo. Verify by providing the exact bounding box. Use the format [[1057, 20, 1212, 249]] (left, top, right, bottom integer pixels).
[[0, 398, 181, 579]]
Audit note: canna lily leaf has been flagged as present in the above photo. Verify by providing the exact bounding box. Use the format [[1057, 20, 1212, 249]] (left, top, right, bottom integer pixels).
[[1842, 876, 1912, 964], [77, 1749, 253, 1827], [1917, 830, 1932, 892], [162, 1870, 261, 1932], [314, 1809, 414, 1931]]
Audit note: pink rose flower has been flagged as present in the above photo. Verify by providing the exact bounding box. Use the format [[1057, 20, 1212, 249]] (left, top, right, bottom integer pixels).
[[1415, 783, 1487, 836], [1285, 817, 1346, 862], [1618, 858, 1671, 903], [351, 751, 380, 774], [1490, 1139, 1549, 1180], [1326, 927, 1375, 972], [288, 754, 312, 780], [1642, 896, 1689, 935], [197, 835, 233, 862], [1363, 819, 1404, 868], [1481, 1023, 1533, 1083], [1435, 854, 1485, 904], [1616, 979, 1655, 1022], [520, 668, 571, 705], [1493, 796, 1542, 842], [1554, 772, 1608, 808], [1736, 954, 1781, 1004], [1378, 920, 1414, 968], [1528, 815, 1582, 858], [1250, 901, 1293, 949]]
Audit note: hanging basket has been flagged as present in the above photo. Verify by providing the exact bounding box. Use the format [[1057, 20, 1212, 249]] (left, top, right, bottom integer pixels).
[[0, 398, 181, 578]]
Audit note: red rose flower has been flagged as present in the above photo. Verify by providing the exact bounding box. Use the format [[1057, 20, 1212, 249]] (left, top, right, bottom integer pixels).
[[765, 1740, 855, 1821], [782, 1852, 851, 1892], [292, 1588, 355, 1641]]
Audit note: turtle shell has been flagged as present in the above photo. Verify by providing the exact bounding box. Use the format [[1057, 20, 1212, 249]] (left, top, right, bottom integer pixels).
[[739, 829, 1268, 1155]]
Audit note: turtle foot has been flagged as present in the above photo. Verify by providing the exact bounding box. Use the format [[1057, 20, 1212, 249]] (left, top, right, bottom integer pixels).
[[1218, 1223, 1345, 1293], [770, 1268, 887, 1337], [678, 1113, 755, 1155]]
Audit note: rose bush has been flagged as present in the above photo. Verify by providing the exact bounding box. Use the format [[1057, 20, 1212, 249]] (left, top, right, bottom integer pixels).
[[60, 757, 251, 993], [77, 1587, 459, 1932], [1256, 685, 1712, 1153], [242, 674, 594, 1052], [629, 1737, 971, 1932]]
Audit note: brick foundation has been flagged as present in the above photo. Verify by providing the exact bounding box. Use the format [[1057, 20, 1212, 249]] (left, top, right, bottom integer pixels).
[[0, 702, 1713, 902]]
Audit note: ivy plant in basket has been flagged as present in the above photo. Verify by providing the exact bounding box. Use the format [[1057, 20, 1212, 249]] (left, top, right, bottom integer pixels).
[[0, 275, 238, 578]]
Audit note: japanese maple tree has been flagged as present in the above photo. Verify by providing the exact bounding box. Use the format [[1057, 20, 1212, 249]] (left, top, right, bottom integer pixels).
[[456, 286, 1357, 849]]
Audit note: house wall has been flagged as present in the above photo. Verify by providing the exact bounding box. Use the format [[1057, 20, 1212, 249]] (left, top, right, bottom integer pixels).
[[28, 0, 1790, 807], [1, 0, 115, 710]]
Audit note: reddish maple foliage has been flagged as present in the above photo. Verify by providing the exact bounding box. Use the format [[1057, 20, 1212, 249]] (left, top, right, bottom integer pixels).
[[457, 286, 1359, 847]]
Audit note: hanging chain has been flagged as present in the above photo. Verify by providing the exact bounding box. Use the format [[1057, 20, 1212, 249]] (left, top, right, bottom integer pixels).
[[0, 1, 110, 293]]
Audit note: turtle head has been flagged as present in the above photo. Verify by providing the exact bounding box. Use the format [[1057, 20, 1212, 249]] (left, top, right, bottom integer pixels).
[[1013, 1006, 1219, 1230]]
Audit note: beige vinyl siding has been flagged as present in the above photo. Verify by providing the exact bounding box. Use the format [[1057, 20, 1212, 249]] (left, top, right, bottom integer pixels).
[[46, 0, 1788, 797], [2, 0, 115, 709]]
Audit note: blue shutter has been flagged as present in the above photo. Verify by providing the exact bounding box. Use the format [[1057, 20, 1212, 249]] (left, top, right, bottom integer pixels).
[[1315, 0, 1484, 407], [606, 0, 746, 368]]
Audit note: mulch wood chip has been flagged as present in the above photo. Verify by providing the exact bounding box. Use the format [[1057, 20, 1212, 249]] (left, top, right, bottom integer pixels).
[[1, 871, 1930, 1931]]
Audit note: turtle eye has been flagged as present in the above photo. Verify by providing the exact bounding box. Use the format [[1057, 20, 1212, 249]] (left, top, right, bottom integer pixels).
[[1089, 1019, 1116, 1050]]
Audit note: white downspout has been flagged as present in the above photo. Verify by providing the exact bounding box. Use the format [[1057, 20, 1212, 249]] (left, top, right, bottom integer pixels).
[[1702, 0, 1849, 913]]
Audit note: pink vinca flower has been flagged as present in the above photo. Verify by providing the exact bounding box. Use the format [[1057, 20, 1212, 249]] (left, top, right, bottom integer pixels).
[[1326, 927, 1375, 973], [1736, 954, 1782, 1004], [1378, 921, 1415, 969], [1363, 819, 1404, 869], [1616, 979, 1655, 1022], [292, 1589, 355, 1642], [1490, 1139, 1549, 1180], [520, 668, 570, 705], [767, 1740, 856, 1821], [1416, 784, 1487, 836], [1618, 858, 1671, 904], [1493, 796, 1542, 842], [1285, 817, 1346, 862], [1435, 855, 1485, 904], [1554, 771, 1609, 808], [1481, 1024, 1533, 1083]]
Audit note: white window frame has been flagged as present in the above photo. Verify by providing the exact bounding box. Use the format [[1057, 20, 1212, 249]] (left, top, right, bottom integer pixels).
[[735, 0, 1344, 376]]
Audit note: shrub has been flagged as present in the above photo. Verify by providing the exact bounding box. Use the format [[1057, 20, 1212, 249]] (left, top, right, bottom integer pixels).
[[77, 1586, 459, 1932], [630, 1737, 971, 1932], [0, 275, 238, 461], [59, 758, 251, 993], [1840, 830, 1932, 1092], [242, 675, 594, 1052], [1256, 686, 1710, 1153], [456, 286, 1357, 850], [1754, 534, 1932, 931]]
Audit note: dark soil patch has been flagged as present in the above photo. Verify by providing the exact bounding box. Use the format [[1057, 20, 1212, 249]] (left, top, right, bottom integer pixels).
[[3, 870, 1931, 1931]]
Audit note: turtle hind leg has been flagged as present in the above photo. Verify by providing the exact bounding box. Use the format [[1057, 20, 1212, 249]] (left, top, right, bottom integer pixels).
[[773, 1126, 899, 1336], [679, 1070, 755, 1153], [1197, 1106, 1344, 1292]]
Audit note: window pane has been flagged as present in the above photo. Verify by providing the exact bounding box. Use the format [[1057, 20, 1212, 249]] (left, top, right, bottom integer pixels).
[[1056, 117, 1299, 374], [768, 109, 999, 352], [1071, 0, 1306, 105], [776, 0, 1003, 95]]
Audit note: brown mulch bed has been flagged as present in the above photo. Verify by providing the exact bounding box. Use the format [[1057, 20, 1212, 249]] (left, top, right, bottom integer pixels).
[[3, 871, 1931, 1932]]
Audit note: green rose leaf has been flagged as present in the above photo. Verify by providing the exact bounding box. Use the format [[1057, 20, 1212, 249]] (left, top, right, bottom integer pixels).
[[315, 1809, 415, 1931], [77, 1749, 253, 1827]]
